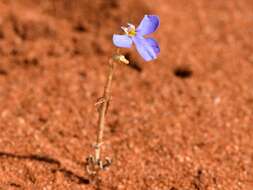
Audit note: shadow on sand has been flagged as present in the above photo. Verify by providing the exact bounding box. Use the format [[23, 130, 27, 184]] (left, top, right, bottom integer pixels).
[[0, 151, 90, 185]]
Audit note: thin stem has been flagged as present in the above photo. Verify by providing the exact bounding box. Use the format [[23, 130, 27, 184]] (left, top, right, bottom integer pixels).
[[95, 59, 115, 162]]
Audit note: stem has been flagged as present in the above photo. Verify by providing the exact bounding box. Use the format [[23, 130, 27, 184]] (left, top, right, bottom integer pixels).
[[95, 59, 115, 162]]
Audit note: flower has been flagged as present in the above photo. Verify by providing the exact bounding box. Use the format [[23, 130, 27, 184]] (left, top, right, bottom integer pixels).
[[113, 15, 160, 62]]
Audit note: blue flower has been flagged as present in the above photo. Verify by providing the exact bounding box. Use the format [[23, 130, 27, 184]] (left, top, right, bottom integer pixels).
[[113, 15, 160, 62]]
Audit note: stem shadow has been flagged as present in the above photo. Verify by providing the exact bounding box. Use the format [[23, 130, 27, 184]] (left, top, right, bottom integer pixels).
[[0, 151, 90, 185]]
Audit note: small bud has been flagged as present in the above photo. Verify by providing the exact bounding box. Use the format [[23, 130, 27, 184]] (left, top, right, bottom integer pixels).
[[113, 54, 129, 64]]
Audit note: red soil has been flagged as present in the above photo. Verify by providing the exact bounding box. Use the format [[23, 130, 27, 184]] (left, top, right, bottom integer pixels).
[[0, 0, 253, 189]]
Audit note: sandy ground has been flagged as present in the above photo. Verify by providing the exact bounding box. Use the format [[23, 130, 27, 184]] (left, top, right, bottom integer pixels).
[[0, 0, 253, 189]]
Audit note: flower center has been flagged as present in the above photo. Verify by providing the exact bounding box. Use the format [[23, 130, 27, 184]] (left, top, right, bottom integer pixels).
[[121, 23, 136, 37]]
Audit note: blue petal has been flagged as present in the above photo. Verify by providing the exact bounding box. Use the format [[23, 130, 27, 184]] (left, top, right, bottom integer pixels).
[[136, 15, 160, 36], [113, 34, 132, 48], [133, 36, 157, 61], [146, 38, 160, 54]]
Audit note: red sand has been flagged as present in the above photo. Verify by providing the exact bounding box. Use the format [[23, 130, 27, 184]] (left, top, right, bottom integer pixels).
[[0, 0, 252, 189]]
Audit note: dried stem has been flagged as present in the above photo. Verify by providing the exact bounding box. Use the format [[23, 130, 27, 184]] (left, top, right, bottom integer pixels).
[[86, 51, 128, 175], [95, 58, 115, 163]]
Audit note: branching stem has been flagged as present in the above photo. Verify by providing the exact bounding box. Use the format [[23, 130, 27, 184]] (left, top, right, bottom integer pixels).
[[86, 52, 128, 175], [95, 58, 115, 162]]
